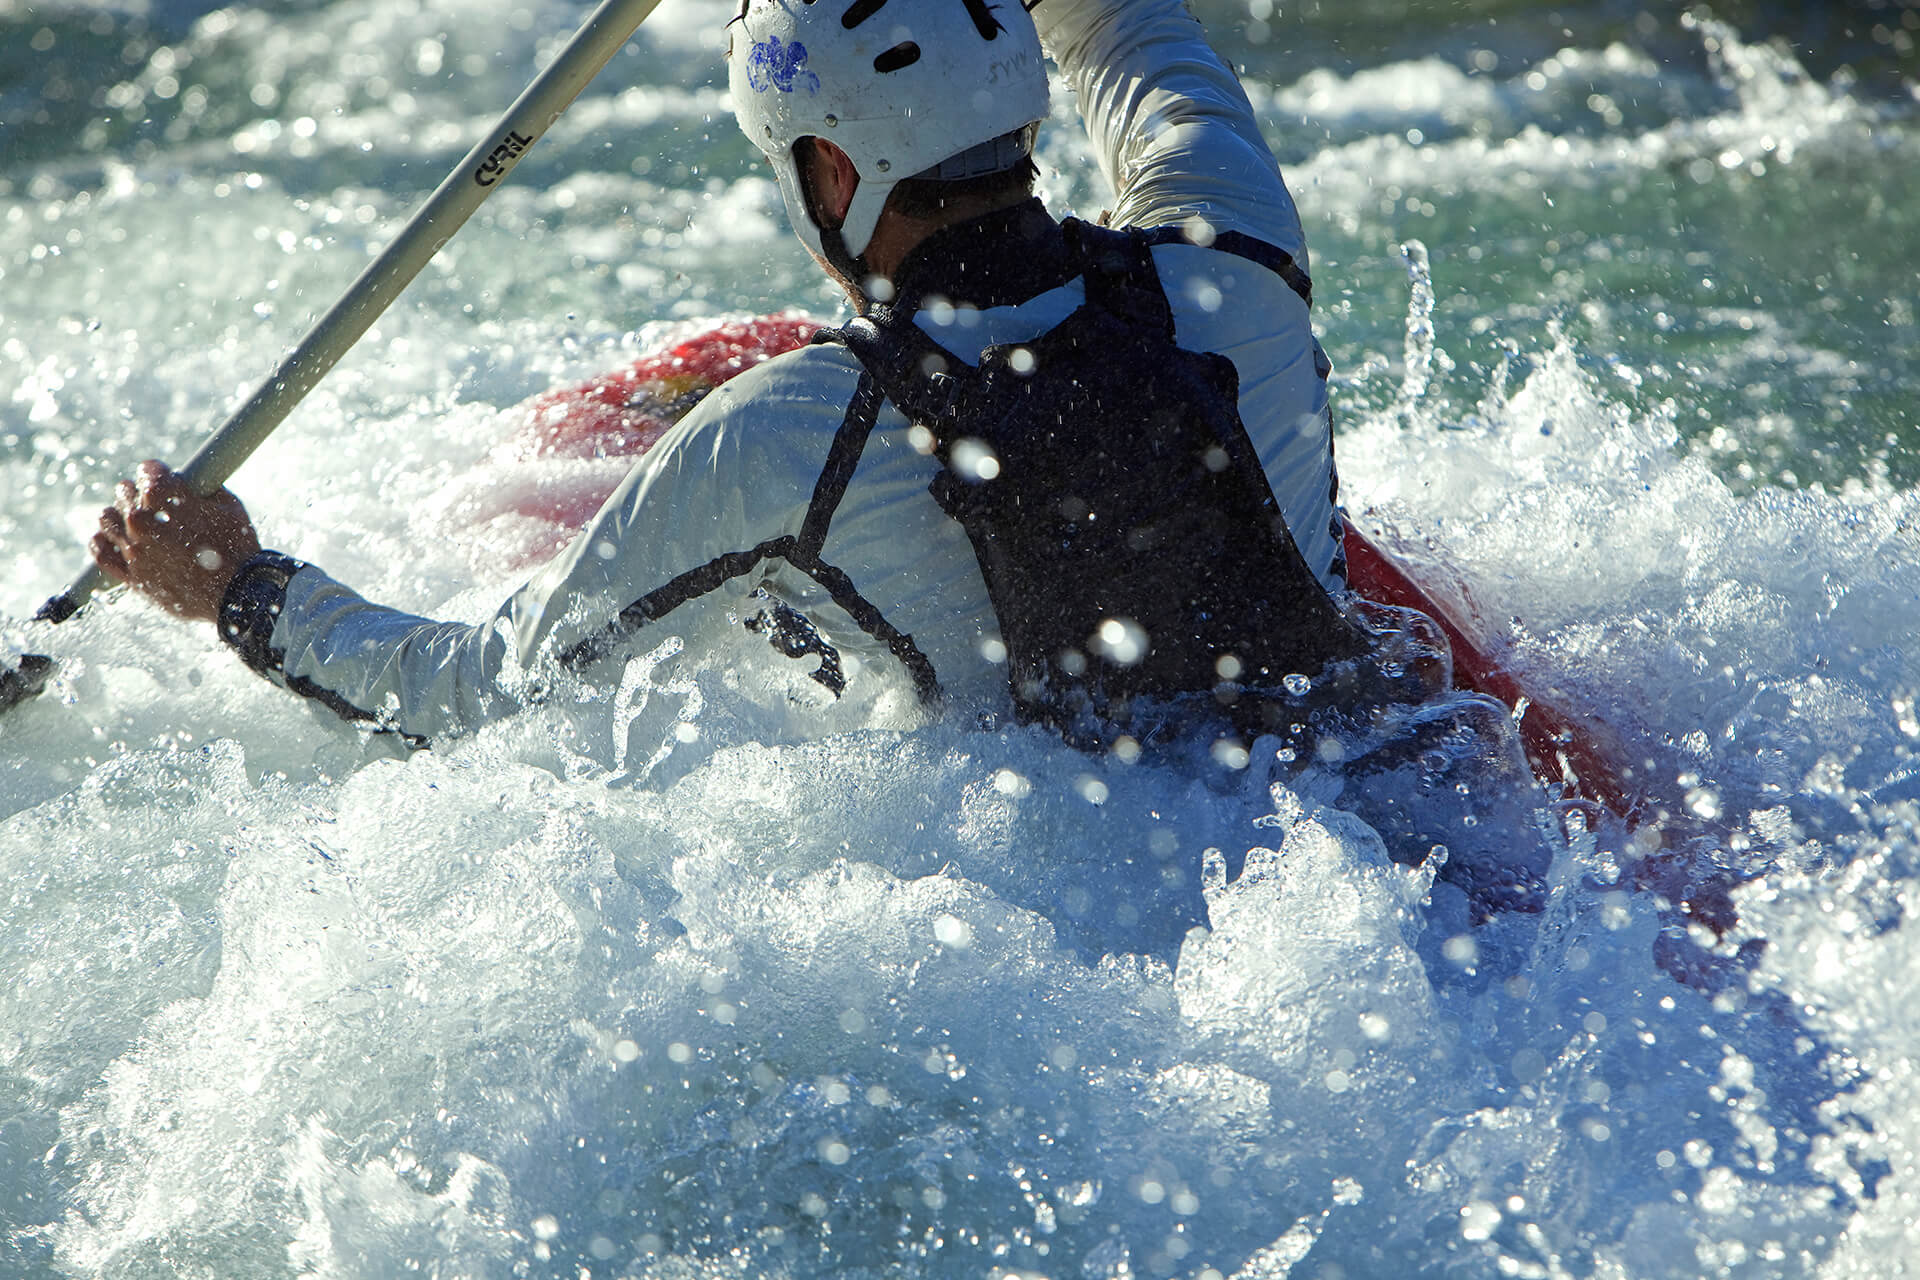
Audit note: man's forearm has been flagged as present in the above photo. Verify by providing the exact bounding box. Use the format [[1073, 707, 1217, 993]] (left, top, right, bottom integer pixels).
[[219, 552, 523, 743], [1032, 0, 1307, 256]]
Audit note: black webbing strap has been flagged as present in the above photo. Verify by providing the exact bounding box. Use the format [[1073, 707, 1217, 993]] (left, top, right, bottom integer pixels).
[[560, 535, 800, 670], [564, 370, 943, 707], [799, 368, 885, 555], [1066, 219, 1177, 337], [826, 314, 962, 429], [789, 369, 943, 704], [1135, 223, 1314, 308], [786, 546, 941, 705]]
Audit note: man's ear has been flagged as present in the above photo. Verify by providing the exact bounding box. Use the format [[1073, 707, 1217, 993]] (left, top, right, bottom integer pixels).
[[800, 136, 859, 227]]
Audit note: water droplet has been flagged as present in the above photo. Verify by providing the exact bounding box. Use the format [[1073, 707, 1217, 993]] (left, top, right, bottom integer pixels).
[[950, 437, 1000, 481], [1092, 617, 1147, 665], [1210, 739, 1250, 770]]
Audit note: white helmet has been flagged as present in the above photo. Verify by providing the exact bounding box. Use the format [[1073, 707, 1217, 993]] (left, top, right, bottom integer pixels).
[[729, 0, 1049, 262]]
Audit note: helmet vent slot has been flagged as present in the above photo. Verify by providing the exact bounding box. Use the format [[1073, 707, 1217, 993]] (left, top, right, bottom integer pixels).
[[873, 41, 922, 73], [841, 0, 887, 28], [961, 0, 1004, 40]]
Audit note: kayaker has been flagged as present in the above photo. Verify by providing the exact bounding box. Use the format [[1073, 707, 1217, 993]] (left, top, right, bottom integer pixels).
[[92, 0, 1367, 746], [94, 0, 1580, 923]]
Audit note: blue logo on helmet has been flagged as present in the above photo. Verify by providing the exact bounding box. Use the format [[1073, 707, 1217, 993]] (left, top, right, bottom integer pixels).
[[747, 35, 820, 94]]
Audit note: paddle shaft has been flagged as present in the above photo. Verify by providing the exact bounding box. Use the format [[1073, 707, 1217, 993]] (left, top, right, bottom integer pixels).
[[33, 0, 668, 627]]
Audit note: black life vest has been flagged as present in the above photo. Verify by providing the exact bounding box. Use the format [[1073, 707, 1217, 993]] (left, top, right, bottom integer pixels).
[[820, 217, 1369, 738]]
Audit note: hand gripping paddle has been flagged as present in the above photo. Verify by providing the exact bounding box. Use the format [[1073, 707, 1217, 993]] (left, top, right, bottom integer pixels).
[[0, 0, 671, 716]]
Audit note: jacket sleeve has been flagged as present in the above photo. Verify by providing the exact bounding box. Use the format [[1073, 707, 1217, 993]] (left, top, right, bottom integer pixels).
[[216, 552, 521, 740], [1032, 0, 1308, 270], [218, 352, 851, 743]]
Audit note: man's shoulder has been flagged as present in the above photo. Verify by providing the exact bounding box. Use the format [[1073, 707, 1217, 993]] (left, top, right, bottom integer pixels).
[[689, 334, 866, 421], [639, 329, 870, 477], [1140, 234, 1314, 331]]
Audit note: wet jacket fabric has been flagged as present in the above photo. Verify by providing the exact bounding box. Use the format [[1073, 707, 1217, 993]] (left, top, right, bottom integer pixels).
[[222, 0, 1342, 743]]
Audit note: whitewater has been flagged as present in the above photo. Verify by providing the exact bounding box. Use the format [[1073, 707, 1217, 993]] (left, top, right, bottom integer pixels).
[[3, 1, 1918, 1276]]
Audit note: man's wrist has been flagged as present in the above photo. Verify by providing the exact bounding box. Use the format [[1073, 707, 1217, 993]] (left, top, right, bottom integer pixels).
[[217, 550, 307, 677]]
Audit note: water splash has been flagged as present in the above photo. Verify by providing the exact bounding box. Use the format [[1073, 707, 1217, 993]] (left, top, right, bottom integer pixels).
[[1684, 11, 1841, 123], [1399, 239, 1436, 414], [1395, 239, 1460, 429]]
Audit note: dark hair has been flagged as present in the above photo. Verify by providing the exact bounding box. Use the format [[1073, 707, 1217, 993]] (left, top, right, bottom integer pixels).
[[885, 157, 1038, 221]]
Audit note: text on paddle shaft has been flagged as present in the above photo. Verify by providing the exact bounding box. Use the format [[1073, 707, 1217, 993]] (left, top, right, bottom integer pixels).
[[474, 131, 535, 187]]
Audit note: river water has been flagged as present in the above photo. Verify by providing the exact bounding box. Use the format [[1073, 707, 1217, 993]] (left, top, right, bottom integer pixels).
[[4, 1, 1919, 1276]]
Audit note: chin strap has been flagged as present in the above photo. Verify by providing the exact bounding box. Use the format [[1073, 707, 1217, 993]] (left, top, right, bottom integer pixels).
[[816, 222, 876, 304]]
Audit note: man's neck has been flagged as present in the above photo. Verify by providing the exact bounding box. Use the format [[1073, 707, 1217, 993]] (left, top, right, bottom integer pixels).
[[877, 198, 1071, 314], [864, 190, 1026, 278], [852, 193, 1054, 310]]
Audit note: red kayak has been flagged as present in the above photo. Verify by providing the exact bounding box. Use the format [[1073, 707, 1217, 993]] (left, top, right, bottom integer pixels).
[[493, 313, 1648, 821], [1339, 525, 1647, 823]]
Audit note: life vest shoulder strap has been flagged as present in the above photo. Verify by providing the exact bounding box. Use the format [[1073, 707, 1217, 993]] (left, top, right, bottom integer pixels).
[[1132, 222, 1314, 308]]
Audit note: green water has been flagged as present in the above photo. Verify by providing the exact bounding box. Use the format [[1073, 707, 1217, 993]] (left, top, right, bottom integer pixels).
[[1204, 0, 1920, 492]]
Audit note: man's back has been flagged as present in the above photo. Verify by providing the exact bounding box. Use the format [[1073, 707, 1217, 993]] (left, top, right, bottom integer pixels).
[[507, 185, 1342, 724]]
